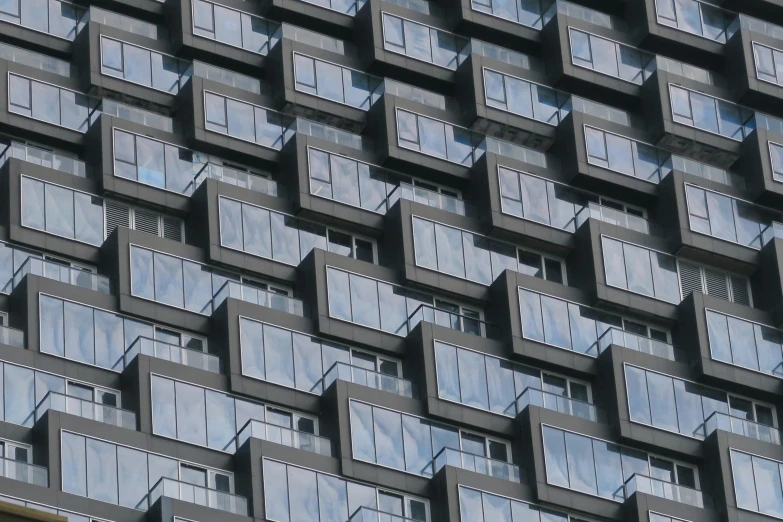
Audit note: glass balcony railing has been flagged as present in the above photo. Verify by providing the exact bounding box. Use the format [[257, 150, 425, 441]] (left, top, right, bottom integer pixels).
[[235, 419, 332, 456], [432, 447, 521, 483], [35, 391, 136, 430], [316, 362, 417, 398], [575, 203, 662, 236], [407, 304, 500, 339], [148, 478, 248, 516], [705, 411, 781, 445], [124, 336, 221, 374], [393, 182, 474, 217], [0, 325, 24, 349], [89, 6, 163, 40], [0, 457, 47, 487], [0, 141, 88, 178], [212, 281, 307, 317], [192, 163, 281, 197], [11, 258, 110, 294], [623, 474, 708, 508], [192, 61, 264, 95], [349, 507, 419, 522], [515, 387, 606, 423], [598, 327, 686, 362], [0, 41, 72, 77]]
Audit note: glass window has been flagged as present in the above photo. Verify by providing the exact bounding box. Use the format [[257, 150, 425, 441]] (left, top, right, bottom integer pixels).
[[568, 29, 649, 84], [204, 92, 287, 150], [730, 449, 783, 517], [381, 14, 465, 70], [9, 74, 96, 132], [601, 237, 680, 303], [656, 0, 733, 42], [192, 0, 277, 55], [670, 85, 750, 140], [685, 184, 770, 249]]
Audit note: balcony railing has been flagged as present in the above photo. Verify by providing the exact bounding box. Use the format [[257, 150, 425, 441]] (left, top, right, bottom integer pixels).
[[705, 411, 781, 445], [148, 478, 247, 516], [575, 203, 662, 237], [35, 391, 136, 430], [598, 327, 686, 362], [623, 474, 708, 508], [393, 182, 474, 217], [0, 325, 24, 349], [192, 162, 282, 198], [432, 447, 521, 483], [407, 304, 500, 339], [0, 141, 88, 177], [316, 362, 417, 398], [212, 281, 307, 317], [0, 457, 47, 487], [349, 507, 418, 522], [235, 419, 332, 456], [124, 336, 220, 374], [515, 387, 606, 423], [11, 258, 110, 295]]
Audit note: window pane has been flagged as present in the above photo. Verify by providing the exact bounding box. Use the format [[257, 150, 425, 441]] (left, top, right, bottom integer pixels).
[[175, 381, 207, 446]]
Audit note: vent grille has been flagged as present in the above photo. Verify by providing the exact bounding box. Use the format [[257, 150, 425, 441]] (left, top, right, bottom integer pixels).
[[104, 201, 131, 239], [678, 261, 702, 300], [730, 276, 751, 306], [704, 268, 730, 300], [133, 209, 160, 236], [103, 201, 184, 243], [162, 217, 183, 242]]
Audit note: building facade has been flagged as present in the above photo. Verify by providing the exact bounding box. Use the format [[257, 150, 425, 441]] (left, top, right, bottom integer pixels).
[[0, 0, 781, 521]]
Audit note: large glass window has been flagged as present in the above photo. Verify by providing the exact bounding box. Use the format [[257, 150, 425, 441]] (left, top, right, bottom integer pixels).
[[263, 459, 430, 522], [685, 184, 771, 249], [0, 0, 84, 40], [730, 449, 783, 517], [381, 13, 466, 70], [9, 74, 98, 133], [192, 0, 279, 55], [396, 109, 480, 166], [543, 425, 699, 502], [498, 167, 593, 231], [204, 91, 291, 150], [62, 431, 235, 510], [753, 42, 783, 86], [584, 126, 670, 183], [669, 85, 752, 141], [100, 37, 188, 94], [769, 141, 783, 183], [413, 216, 565, 285], [458, 486, 585, 522], [483, 69, 568, 125], [601, 237, 680, 303], [21, 177, 103, 246], [470, 0, 546, 29], [293, 53, 381, 110], [706, 309, 783, 377], [568, 29, 652, 84], [655, 0, 736, 42], [299, 0, 365, 14], [113, 129, 194, 193]]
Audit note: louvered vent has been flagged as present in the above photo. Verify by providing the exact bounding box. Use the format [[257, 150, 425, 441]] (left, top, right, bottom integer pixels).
[[704, 268, 730, 300], [133, 210, 160, 236], [162, 216, 183, 242], [104, 201, 131, 239], [730, 276, 751, 306], [678, 261, 702, 299]]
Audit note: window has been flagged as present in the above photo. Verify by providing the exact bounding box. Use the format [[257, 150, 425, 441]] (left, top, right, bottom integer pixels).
[[8, 74, 98, 132], [601, 237, 681, 304], [100, 37, 186, 94], [731, 449, 783, 517], [263, 459, 430, 522], [349, 400, 513, 479], [151, 374, 317, 452], [706, 309, 783, 377], [39, 293, 205, 371], [192, 0, 279, 55], [753, 42, 783, 86], [434, 341, 593, 419], [543, 425, 700, 502], [470, 0, 546, 29], [584, 126, 670, 182], [112, 129, 194, 194], [21, 177, 104, 246], [293, 53, 379, 110], [483, 69, 566, 125], [413, 216, 566, 285], [655, 0, 735, 42], [669, 85, 751, 140], [381, 13, 465, 70], [239, 317, 403, 395], [685, 184, 772, 249], [0, 0, 83, 40], [625, 364, 776, 440], [396, 109, 478, 166], [769, 141, 783, 183], [568, 28, 652, 84], [458, 486, 587, 522], [204, 91, 289, 150], [327, 266, 485, 337]]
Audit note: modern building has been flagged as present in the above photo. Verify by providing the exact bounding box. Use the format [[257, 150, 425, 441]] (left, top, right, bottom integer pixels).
[[0, 0, 781, 521]]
